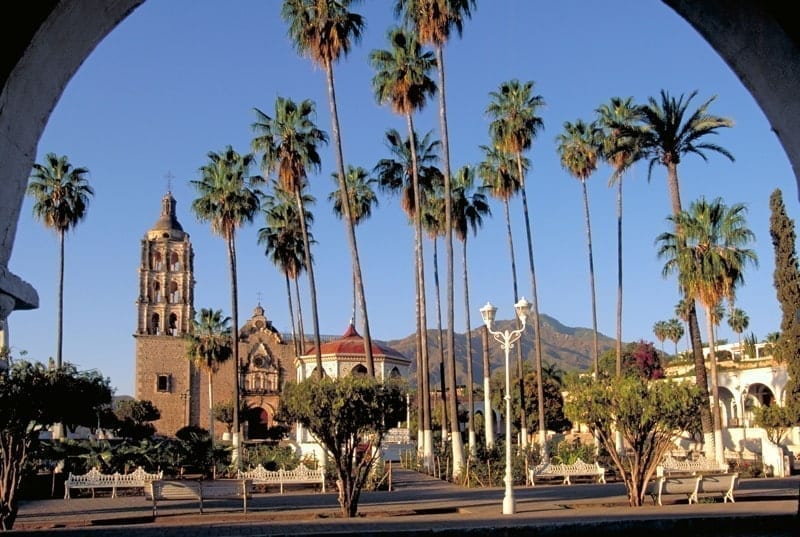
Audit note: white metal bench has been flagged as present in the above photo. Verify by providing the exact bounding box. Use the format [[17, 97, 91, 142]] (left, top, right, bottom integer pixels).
[[149, 479, 251, 517], [237, 463, 326, 493], [648, 473, 738, 505], [64, 466, 163, 499], [657, 455, 729, 476], [528, 458, 607, 486]]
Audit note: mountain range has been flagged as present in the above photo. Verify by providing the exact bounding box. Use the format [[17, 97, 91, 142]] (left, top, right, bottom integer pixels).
[[383, 313, 617, 387]]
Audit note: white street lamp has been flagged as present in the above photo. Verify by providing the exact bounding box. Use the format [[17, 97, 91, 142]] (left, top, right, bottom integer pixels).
[[480, 297, 531, 515]]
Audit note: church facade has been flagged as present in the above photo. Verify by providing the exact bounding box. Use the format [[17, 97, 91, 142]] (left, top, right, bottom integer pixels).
[[134, 192, 294, 439]]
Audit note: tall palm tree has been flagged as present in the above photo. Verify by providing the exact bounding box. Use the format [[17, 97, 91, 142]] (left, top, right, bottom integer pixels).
[[374, 127, 441, 463], [451, 164, 490, 454], [477, 143, 528, 446], [370, 28, 438, 467], [259, 181, 315, 357], [252, 97, 328, 377], [675, 298, 693, 354], [27, 153, 94, 371], [657, 196, 757, 462], [556, 119, 603, 376], [328, 165, 379, 324], [653, 320, 670, 352], [191, 145, 263, 464], [728, 308, 750, 353], [485, 79, 546, 453], [396, 0, 475, 479], [596, 97, 640, 380], [420, 184, 449, 448], [619, 90, 734, 454], [282, 0, 377, 375], [187, 308, 233, 441], [666, 318, 685, 357]]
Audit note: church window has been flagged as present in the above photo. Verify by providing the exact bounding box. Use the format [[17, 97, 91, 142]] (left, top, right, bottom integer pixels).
[[169, 281, 180, 303], [151, 251, 163, 271], [252, 355, 265, 368], [389, 367, 401, 379], [156, 374, 171, 392], [153, 281, 162, 303], [351, 364, 368, 377], [168, 313, 178, 336], [170, 251, 181, 271], [151, 313, 160, 335]]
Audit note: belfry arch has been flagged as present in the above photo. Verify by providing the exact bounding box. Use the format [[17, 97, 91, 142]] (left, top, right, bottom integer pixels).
[[1, 1, 799, 331]]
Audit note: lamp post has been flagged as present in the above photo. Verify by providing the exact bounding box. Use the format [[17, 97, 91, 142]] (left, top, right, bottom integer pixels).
[[480, 297, 531, 515]]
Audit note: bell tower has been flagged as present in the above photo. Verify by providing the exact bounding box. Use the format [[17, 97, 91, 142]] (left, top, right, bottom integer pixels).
[[134, 192, 197, 435], [136, 192, 193, 336]]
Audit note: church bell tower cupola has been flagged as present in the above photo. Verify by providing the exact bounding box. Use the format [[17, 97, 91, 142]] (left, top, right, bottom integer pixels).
[[136, 192, 194, 336]]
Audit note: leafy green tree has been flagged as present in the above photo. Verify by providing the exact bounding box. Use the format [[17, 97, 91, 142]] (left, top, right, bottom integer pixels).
[[112, 399, 161, 441], [564, 374, 703, 506], [27, 153, 94, 371], [252, 98, 327, 375], [282, 0, 376, 373], [370, 26, 437, 467], [616, 90, 734, 452], [769, 188, 800, 423], [556, 119, 603, 375], [753, 403, 794, 444], [191, 145, 264, 465], [397, 0, 476, 480], [277, 375, 405, 517], [187, 308, 233, 441], [486, 78, 547, 454], [657, 196, 757, 462], [0, 360, 112, 529], [329, 165, 379, 324]]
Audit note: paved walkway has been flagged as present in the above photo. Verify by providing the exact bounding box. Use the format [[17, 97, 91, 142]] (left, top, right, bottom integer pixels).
[[11, 469, 799, 536]]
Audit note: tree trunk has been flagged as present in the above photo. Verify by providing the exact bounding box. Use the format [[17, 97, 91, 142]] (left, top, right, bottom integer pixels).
[[434, 44, 464, 480], [516, 153, 546, 458], [704, 304, 725, 463], [56, 230, 65, 370], [207, 373, 214, 441], [324, 60, 375, 376], [225, 231, 241, 466], [407, 113, 432, 469], [285, 274, 299, 358], [615, 175, 624, 456], [432, 238, 448, 448], [581, 179, 600, 375], [666, 163, 714, 444], [295, 186, 323, 376], [294, 276, 305, 356], [462, 237, 476, 454]]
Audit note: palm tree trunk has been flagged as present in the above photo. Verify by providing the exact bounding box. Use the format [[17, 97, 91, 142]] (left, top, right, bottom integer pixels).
[[56, 230, 65, 370], [285, 274, 299, 358], [431, 238, 447, 449], [704, 305, 725, 463], [667, 163, 714, 447], [225, 231, 241, 466], [501, 198, 526, 447], [482, 325, 494, 448], [434, 44, 464, 477], [516, 154, 545, 458], [407, 112, 432, 469], [580, 180, 600, 375], [615, 175, 624, 455], [208, 373, 215, 441], [324, 60, 375, 376], [294, 277, 306, 356], [462, 237, 476, 454], [294, 186, 323, 375]]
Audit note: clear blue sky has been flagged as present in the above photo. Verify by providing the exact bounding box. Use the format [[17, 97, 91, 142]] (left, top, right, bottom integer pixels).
[[8, 0, 797, 397]]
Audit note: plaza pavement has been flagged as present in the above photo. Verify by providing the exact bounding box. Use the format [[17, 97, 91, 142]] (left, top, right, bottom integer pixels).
[[10, 468, 799, 536]]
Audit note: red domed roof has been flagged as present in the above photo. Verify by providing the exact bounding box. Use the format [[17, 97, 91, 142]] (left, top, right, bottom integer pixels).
[[303, 323, 407, 361]]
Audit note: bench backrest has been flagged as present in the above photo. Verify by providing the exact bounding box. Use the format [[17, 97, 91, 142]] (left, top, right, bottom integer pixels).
[[150, 480, 201, 500]]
